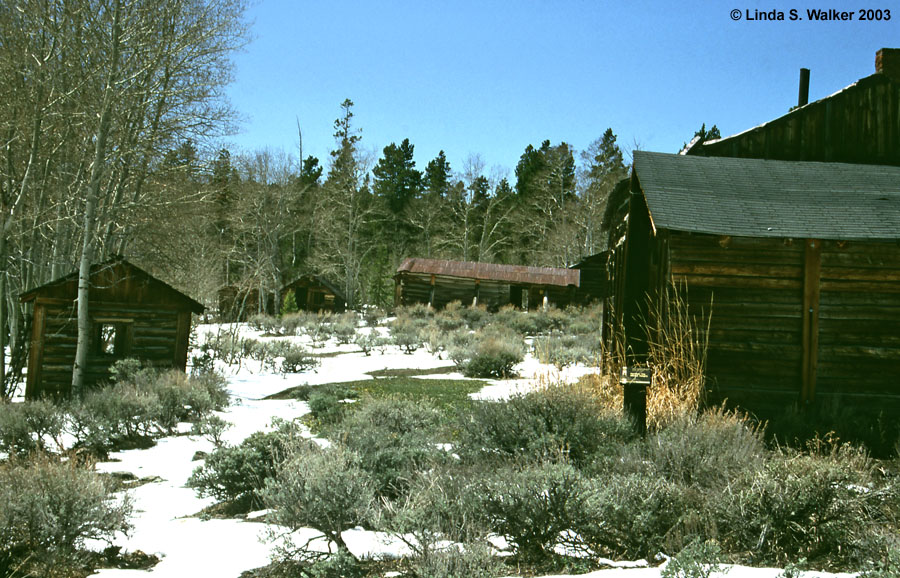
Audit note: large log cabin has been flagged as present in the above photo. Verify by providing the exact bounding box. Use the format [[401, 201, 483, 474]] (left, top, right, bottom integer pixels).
[[605, 151, 900, 416]]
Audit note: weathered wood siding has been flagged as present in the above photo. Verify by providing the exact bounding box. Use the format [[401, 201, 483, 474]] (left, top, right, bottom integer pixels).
[[668, 232, 805, 411], [659, 232, 900, 415], [395, 273, 512, 310], [816, 240, 900, 409], [693, 75, 900, 166], [26, 301, 190, 398], [394, 272, 577, 311]]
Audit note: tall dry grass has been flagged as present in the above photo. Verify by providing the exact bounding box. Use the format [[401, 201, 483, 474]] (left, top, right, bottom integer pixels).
[[643, 285, 711, 431]]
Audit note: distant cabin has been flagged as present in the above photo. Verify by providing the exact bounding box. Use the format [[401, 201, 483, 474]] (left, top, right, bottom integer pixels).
[[282, 275, 347, 313], [20, 257, 204, 399], [605, 151, 900, 416], [394, 258, 580, 310], [571, 252, 609, 305]]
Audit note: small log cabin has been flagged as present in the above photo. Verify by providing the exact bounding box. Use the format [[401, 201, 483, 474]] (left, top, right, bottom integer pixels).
[[395, 258, 580, 311], [20, 257, 204, 398], [282, 275, 347, 313], [606, 151, 900, 416]]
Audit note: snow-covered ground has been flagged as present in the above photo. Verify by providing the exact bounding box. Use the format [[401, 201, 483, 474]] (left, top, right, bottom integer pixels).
[[89, 323, 857, 578]]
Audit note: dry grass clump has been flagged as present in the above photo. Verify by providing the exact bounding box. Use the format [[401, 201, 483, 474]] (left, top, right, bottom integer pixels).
[[643, 286, 710, 432]]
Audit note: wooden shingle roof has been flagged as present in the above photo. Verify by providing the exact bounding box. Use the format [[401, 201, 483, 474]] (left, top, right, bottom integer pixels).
[[634, 151, 900, 240], [396, 258, 580, 287]]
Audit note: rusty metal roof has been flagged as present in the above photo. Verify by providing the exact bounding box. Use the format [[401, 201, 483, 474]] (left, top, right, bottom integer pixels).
[[396, 258, 580, 287]]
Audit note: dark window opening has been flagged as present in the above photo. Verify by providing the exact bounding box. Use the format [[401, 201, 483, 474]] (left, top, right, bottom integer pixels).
[[93, 321, 132, 357]]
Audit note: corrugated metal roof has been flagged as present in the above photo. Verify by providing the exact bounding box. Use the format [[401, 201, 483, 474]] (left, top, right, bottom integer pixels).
[[396, 258, 580, 287], [634, 151, 900, 239]]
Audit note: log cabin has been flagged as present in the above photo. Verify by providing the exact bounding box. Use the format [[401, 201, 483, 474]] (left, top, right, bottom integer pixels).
[[282, 275, 347, 313], [605, 150, 900, 416], [20, 257, 204, 398], [394, 258, 580, 311]]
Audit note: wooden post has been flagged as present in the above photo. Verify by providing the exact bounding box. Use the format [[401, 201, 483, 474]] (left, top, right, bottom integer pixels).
[[621, 366, 651, 435], [428, 274, 436, 308], [800, 238, 822, 405], [473, 279, 480, 307]]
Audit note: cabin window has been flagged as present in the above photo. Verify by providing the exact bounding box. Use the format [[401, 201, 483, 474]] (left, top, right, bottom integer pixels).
[[93, 321, 132, 357], [98, 324, 117, 355]]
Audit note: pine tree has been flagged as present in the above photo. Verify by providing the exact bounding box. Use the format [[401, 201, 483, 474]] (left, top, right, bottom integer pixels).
[[281, 289, 299, 316], [422, 150, 452, 199], [372, 138, 421, 215]]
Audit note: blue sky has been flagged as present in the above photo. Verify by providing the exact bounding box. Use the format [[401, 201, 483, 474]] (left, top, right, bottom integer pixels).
[[224, 0, 900, 178]]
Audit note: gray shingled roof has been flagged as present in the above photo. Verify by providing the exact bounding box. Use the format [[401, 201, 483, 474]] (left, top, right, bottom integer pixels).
[[634, 151, 900, 239]]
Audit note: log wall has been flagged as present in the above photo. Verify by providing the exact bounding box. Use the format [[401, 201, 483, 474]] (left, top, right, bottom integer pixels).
[[394, 273, 577, 311], [665, 232, 900, 415], [26, 300, 191, 398]]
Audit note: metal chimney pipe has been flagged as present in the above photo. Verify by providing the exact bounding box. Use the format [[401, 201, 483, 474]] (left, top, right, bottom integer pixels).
[[798, 68, 810, 107]]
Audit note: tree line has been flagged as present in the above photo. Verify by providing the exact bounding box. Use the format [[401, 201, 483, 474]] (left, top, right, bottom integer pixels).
[[209, 98, 630, 314]]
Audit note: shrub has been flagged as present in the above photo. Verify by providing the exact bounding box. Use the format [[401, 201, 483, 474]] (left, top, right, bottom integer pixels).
[[362, 306, 384, 328], [248, 313, 282, 335], [187, 425, 295, 506], [859, 546, 900, 577], [280, 344, 318, 374], [109, 357, 147, 383], [199, 327, 247, 364], [715, 440, 878, 567], [374, 466, 488, 563], [646, 406, 766, 488], [306, 548, 364, 578], [576, 471, 700, 559], [434, 302, 467, 331], [457, 327, 525, 378], [0, 454, 132, 572], [479, 460, 589, 561], [390, 316, 428, 353], [306, 390, 349, 428], [76, 383, 161, 442], [459, 304, 489, 329], [532, 333, 596, 369], [280, 312, 307, 336], [0, 399, 65, 456], [303, 313, 334, 347], [147, 370, 216, 431], [396, 303, 434, 321], [263, 441, 375, 557], [332, 312, 358, 345], [457, 384, 634, 467], [191, 414, 231, 447], [337, 397, 446, 499], [409, 542, 503, 578], [353, 330, 380, 355], [661, 539, 725, 578]]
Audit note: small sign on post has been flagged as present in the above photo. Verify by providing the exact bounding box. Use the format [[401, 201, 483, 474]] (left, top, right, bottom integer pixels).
[[621, 365, 651, 435]]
